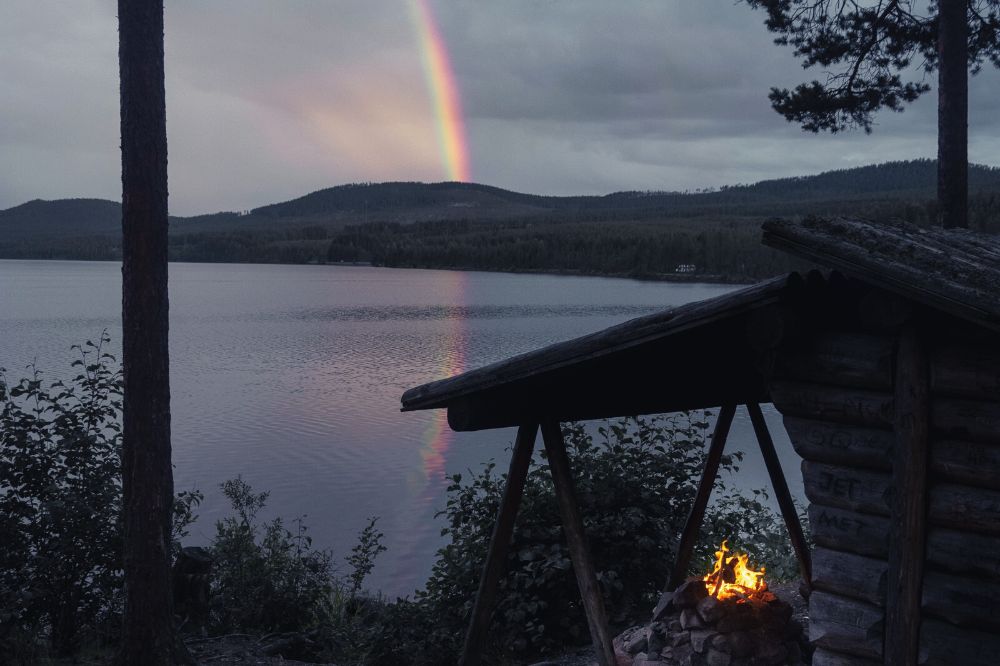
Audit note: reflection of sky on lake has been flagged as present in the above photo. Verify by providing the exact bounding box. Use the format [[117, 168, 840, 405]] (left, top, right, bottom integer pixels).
[[0, 260, 800, 597]]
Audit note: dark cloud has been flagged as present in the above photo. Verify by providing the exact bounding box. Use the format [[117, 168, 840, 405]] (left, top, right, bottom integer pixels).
[[1, 0, 998, 213]]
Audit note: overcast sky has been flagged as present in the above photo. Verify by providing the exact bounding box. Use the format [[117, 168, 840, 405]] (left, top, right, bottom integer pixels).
[[3, 1, 999, 215]]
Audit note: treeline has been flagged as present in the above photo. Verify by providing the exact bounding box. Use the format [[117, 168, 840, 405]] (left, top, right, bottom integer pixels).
[[324, 191, 1000, 282], [326, 217, 798, 282]]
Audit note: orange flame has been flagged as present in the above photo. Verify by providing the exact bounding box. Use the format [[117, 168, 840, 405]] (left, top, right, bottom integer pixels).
[[703, 540, 767, 602]]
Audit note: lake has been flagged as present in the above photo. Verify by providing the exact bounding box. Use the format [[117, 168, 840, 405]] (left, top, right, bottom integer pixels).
[[0, 259, 803, 597]]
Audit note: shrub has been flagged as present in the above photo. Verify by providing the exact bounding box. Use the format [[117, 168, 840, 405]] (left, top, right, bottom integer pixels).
[[209, 476, 335, 634], [0, 335, 200, 661], [0, 337, 126, 658]]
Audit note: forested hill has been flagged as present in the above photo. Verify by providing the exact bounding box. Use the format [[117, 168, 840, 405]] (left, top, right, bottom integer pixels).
[[6, 159, 1000, 235], [3, 159, 999, 282], [0, 198, 122, 240], [249, 159, 1000, 217]]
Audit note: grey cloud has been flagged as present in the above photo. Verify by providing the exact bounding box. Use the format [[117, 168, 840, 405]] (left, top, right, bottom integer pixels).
[[1, 0, 998, 213]]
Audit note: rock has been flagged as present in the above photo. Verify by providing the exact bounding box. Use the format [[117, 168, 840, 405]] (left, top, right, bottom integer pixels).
[[651, 593, 673, 620], [783, 618, 803, 640], [632, 652, 661, 665], [710, 632, 731, 653], [726, 631, 754, 658], [756, 640, 788, 665], [766, 598, 794, 624], [673, 580, 709, 609], [174, 546, 212, 574], [696, 595, 724, 624], [645, 622, 666, 654], [625, 629, 648, 655], [679, 608, 704, 631], [671, 643, 695, 666], [705, 648, 732, 666], [668, 620, 683, 633], [653, 579, 707, 620], [785, 640, 803, 665], [715, 604, 754, 633], [689, 629, 715, 654], [669, 630, 690, 648]]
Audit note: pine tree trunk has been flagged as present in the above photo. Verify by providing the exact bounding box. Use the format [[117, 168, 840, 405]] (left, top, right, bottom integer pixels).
[[118, 1, 176, 664], [937, 0, 968, 229]]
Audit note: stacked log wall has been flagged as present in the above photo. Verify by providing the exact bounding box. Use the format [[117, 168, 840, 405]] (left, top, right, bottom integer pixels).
[[771, 315, 1000, 665]]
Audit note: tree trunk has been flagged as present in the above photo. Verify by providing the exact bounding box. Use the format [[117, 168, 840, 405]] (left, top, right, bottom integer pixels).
[[937, 0, 968, 229], [118, 1, 176, 664]]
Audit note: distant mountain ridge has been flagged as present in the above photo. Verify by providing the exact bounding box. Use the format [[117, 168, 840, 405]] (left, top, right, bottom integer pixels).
[[0, 160, 1000, 246]]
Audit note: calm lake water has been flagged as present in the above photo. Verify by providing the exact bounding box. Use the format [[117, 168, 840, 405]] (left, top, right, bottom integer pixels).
[[0, 260, 803, 597]]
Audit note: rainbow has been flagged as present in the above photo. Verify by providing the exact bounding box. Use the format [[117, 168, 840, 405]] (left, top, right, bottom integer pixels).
[[408, 0, 472, 182]]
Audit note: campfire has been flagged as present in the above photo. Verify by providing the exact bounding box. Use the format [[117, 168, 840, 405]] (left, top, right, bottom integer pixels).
[[702, 540, 773, 603], [613, 541, 806, 665]]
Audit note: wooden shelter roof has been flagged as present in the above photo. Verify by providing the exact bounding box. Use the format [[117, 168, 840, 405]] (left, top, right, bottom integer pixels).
[[401, 272, 809, 430], [401, 217, 1000, 431], [763, 217, 1000, 332]]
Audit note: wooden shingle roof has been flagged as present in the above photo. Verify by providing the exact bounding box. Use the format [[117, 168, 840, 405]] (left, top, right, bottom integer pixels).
[[763, 217, 1000, 332], [401, 273, 808, 430]]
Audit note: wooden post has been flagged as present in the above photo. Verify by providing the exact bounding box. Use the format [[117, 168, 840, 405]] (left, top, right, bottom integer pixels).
[[459, 423, 538, 666], [885, 325, 930, 666], [747, 402, 813, 592], [665, 404, 737, 593], [540, 421, 615, 666]]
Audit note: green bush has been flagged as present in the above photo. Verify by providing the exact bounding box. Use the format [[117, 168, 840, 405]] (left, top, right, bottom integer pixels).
[[209, 476, 336, 634], [0, 335, 199, 661], [385, 413, 803, 663]]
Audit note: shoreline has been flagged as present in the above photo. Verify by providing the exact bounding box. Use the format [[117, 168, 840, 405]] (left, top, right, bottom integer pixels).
[[0, 255, 755, 286]]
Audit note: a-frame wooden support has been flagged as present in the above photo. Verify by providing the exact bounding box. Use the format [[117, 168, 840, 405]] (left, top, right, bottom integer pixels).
[[663, 403, 737, 596], [459, 423, 538, 666], [540, 421, 616, 666], [657, 403, 812, 617], [747, 402, 812, 591], [458, 421, 615, 666]]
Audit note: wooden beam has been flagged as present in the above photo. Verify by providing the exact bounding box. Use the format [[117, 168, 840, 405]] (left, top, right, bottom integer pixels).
[[459, 424, 538, 666], [885, 325, 930, 666], [665, 403, 737, 593], [747, 402, 813, 592], [540, 421, 615, 666]]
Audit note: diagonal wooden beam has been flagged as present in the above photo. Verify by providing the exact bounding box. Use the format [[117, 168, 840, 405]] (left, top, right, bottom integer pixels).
[[747, 402, 812, 592], [459, 423, 538, 666], [663, 404, 737, 597], [540, 421, 616, 666]]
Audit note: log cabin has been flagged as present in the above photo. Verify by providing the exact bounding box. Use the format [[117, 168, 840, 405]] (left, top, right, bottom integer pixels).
[[400, 217, 1000, 666]]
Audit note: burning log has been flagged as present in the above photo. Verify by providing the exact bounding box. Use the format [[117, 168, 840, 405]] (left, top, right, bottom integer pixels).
[[702, 540, 768, 603]]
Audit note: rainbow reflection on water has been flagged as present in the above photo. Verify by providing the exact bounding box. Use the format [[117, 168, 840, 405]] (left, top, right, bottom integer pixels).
[[414, 271, 467, 492]]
